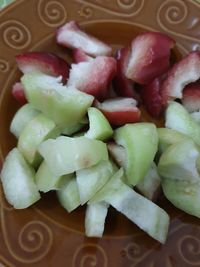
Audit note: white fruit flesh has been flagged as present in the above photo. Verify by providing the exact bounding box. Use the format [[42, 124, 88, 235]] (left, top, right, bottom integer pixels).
[[85, 202, 109, 237], [0, 148, 40, 209], [10, 104, 40, 138], [38, 136, 108, 176]]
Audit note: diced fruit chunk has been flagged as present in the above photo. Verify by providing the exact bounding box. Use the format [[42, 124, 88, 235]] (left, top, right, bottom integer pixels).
[[72, 48, 92, 63], [36, 161, 70, 192], [158, 139, 200, 182], [16, 52, 69, 82], [18, 113, 60, 167], [85, 202, 109, 237], [125, 32, 175, 84], [57, 175, 80, 212], [10, 104, 40, 138], [191, 111, 200, 123], [12, 82, 27, 105], [107, 142, 126, 168], [67, 56, 116, 100], [38, 136, 108, 176], [21, 72, 93, 129], [114, 123, 158, 185], [0, 148, 40, 209], [85, 107, 113, 141], [162, 52, 200, 104], [165, 101, 200, 146], [56, 21, 112, 56], [162, 178, 200, 218], [95, 98, 141, 126], [182, 82, 200, 112], [90, 168, 169, 244], [76, 160, 113, 205]]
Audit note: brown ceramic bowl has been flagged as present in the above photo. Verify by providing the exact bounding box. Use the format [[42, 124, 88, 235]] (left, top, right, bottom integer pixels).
[[1, 0, 200, 266]]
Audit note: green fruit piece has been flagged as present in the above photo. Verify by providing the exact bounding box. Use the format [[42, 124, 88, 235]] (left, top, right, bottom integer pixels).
[[35, 161, 70, 192], [18, 113, 60, 168], [136, 162, 161, 201], [57, 175, 80, 212], [162, 178, 200, 218], [157, 128, 188, 153], [21, 73, 93, 129], [165, 101, 200, 146], [114, 123, 158, 186], [10, 104, 40, 138], [90, 168, 169, 244], [62, 117, 88, 136], [85, 202, 109, 237], [158, 139, 200, 182], [0, 148, 40, 209], [38, 136, 108, 176], [76, 160, 113, 205], [85, 107, 113, 141], [190, 111, 200, 124]]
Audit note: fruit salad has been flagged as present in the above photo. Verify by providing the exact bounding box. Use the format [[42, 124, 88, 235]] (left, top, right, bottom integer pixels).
[[2, 21, 200, 244]]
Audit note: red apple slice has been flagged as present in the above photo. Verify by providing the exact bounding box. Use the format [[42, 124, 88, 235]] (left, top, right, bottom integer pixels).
[[56, 21, 112, 56], [67, 56, 117, 101], [12, 82, 27, 105], [94, 98, 141, 126], [113, 47, 138, 99], [140, 76, 164, 117], [125, 32, 175, 84], [16, 52, 69, 82], [72, 48, 93, 63], [182, 82, 200, 112], [162, 52, 200, 105]]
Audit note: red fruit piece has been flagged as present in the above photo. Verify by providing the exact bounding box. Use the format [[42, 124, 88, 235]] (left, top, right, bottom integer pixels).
[[140, 76, 164, 117], [182, 82, 200, 112], [94, 98, 141, 126], [12, 82, 27, 105], [67, 56, 117, 101], [72, 48, 93, 63], [125, 32, 175, 84], [56, 21, 112, 57], [16, 52, 69, 82], [162, 52, 200, 105], [113, 47, 138, 99]]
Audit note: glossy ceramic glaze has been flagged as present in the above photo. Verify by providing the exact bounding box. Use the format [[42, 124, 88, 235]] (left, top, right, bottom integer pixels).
[[1, 0, 200, 266]]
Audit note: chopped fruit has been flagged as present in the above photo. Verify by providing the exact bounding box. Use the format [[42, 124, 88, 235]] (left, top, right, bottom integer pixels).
[[182, 82, 200, 112], [113, 47, 138, 99], [165, 101, 200, 146], [72, 48, 92, 63], [0, 148, 40, 209], [162, 52, 200, 104], [191, 111, 200, 123], [158, 139, 200, 182], [125, 32, 175, 84], [140, 77, 164, 117], [10, 104, 40, 139], [16, 52, 69, 82], [12, 82, 27, 104], [90, 168, 169, 244], [94, 98, 141, 126], [38, 136, 108, 176], [107, 142, 126, 168], [56, 21, 112, 56], [114, 123, 158, 186], [67, 56, 116, 100], [85, 107, 113, 141], [21, 72, 93, 130], [85, 202, 109, 237]]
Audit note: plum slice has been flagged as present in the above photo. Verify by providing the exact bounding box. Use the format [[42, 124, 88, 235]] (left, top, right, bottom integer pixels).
[[182, 82, 200, 112], [12, 82, 27, 105]]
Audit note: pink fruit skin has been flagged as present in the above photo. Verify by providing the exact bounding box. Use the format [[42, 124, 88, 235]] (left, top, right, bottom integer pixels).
[[16, 52, 69, 82], [140, 76, 164, 117], [182, 82, 200, 112], [162, 51, 200, 105], [56, 21, 112, 57], [12, 82, 27, 105], [72, 48, 92, 63], [125, 32, 175, 84], [67, 56, 117, 101], [113, 47, 138, 99]]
